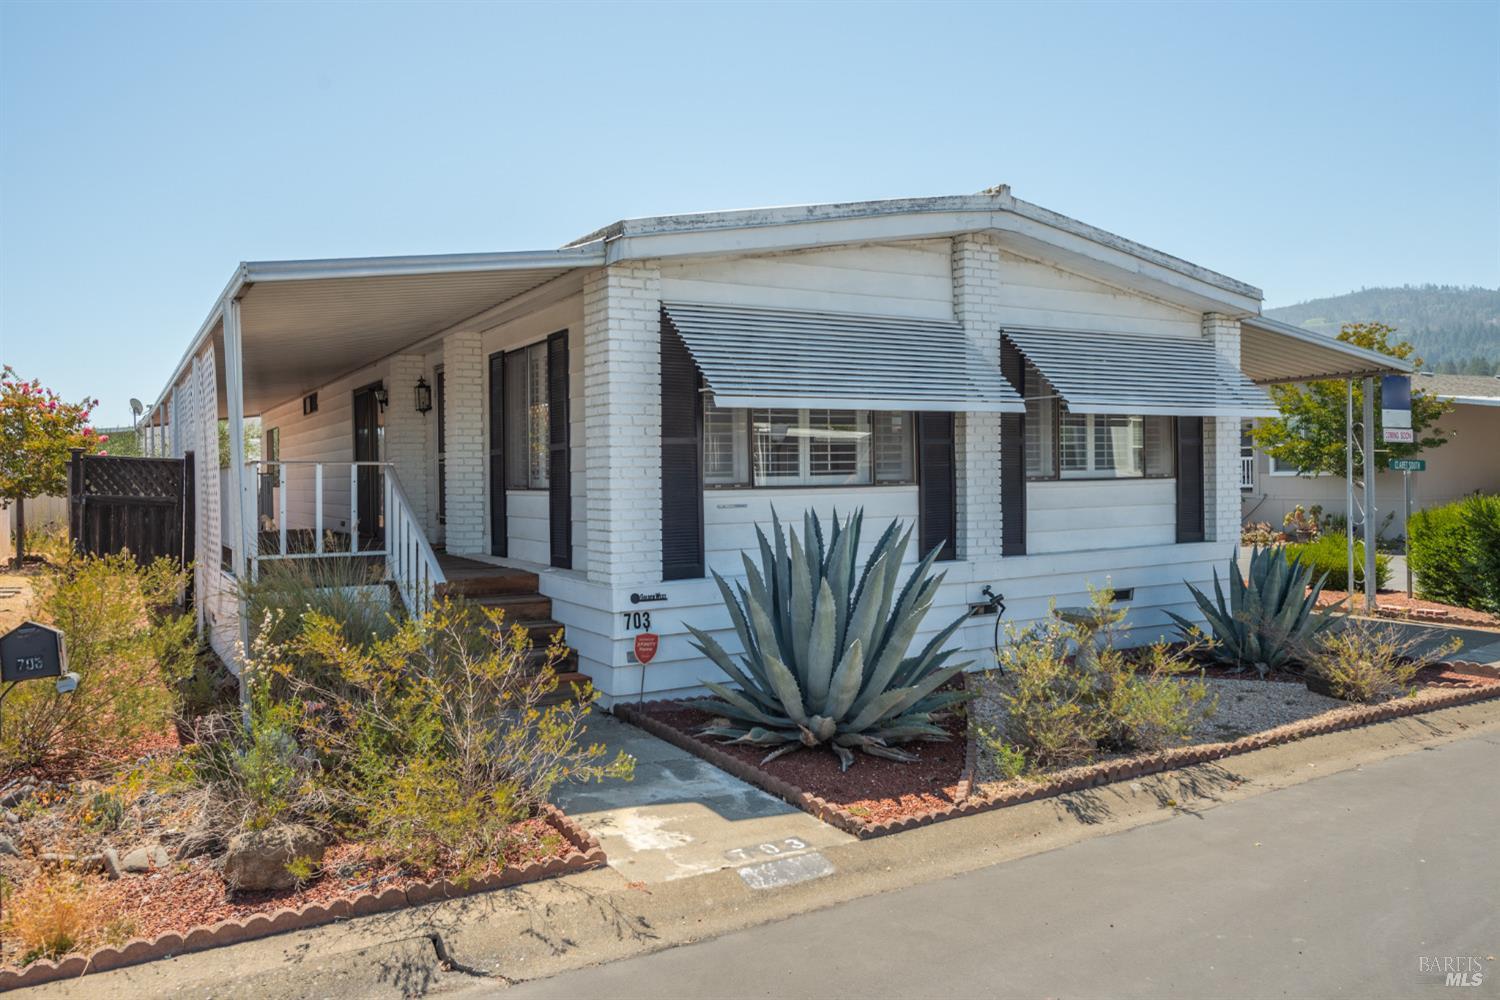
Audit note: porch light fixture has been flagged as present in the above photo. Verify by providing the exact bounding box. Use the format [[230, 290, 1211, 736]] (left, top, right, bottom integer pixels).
[[374, 386, 389, 412], [414, 377, 433, 415]]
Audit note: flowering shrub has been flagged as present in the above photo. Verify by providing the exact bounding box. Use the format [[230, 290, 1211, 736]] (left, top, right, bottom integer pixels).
[[0, 366, 103, 566]]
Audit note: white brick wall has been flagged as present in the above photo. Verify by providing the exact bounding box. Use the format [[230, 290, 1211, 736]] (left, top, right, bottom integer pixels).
[[951, 234, 1005, 560], [582, 263, 662, 586], [442, 332, 486, 555], [1202, 313, 1242, 544], [383, 354, 428, 528]]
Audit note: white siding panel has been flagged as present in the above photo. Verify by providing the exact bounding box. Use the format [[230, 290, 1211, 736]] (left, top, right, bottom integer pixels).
[[994, 250, 1200, 338], [505, 490, 550, 565], [704, 487, 920, 577], [660, 240, 952, 321], [1026, 479, 1177, 554]]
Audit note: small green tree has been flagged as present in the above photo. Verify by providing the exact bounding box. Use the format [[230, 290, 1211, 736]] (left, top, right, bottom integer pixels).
[[0, 367, 103, 567], [1253, 323, 1451, 478]]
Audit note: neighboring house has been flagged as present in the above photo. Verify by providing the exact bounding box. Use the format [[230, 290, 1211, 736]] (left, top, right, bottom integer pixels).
[[1241, 369, 1500, 538], [138, 189, 1404, 702]]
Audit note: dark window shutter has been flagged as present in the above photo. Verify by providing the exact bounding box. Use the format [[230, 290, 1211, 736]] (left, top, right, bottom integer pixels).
[[1176, 416, 1205, 543], [1000, 337, 1027, 556], [547, 330, 572, 569], [488, 351, 507, 557], [661, 313, 705, 580], [917, 412, 957, 561]]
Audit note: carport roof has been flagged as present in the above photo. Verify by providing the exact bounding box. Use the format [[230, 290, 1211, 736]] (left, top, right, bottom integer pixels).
[[1240, 315, 1412, 384]]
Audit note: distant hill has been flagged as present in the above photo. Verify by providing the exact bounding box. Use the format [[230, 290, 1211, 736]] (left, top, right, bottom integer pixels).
[[1266, 285, 1500, 375]]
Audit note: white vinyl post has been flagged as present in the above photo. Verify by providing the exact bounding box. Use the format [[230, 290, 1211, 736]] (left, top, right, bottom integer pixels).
[[1362, 376, 1377, 614], [222, 295, 251, 728], [1345, 380, 1355, 607]]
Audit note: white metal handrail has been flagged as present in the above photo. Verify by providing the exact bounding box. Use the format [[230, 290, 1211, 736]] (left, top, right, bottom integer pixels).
[[1239, 454, 1255, 491], [248, 460, 446, 614], [385, 470, 444, 615]]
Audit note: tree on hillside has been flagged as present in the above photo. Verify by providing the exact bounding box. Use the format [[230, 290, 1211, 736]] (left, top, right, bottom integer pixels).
[[0, 367, 104, 567], [1253, 323, 1452, 479]]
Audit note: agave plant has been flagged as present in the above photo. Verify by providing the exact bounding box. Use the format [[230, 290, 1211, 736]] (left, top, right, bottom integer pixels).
[[1168, 544, 1332, 675], [687, 508, 972, 771]]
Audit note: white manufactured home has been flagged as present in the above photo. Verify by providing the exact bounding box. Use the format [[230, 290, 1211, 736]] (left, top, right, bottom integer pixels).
[[141, 189, 1404, 703]]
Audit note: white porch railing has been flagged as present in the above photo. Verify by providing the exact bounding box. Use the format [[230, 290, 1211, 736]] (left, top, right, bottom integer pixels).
[[1239, 454, 1255, 491], [384, 471, 444, 616], [249, 460, 445, 615]]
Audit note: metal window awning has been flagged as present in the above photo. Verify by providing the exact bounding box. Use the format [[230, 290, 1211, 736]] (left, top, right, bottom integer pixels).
[[1001, 328, 1279, 418], [662, 302, 1024, 412]]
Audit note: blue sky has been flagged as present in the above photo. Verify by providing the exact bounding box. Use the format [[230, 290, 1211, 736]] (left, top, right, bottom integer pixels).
[[2, 0, 1496, 424]]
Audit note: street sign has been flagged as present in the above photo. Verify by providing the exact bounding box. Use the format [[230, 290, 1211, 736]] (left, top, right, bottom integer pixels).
[[1, 621, 67, 683], [1382, 374, 1413, 444], [1389, 458, 1426, 472]]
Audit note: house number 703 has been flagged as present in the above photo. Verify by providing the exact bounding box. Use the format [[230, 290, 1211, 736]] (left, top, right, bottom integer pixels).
[[621, 611, 651, 631]]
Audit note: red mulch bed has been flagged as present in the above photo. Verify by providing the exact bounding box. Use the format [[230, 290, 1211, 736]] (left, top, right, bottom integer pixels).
[[639, 703, 968, 826], [626, 666, 1500, 837], [92, 816, 569, 941], [1316, 590, 1500, 629]]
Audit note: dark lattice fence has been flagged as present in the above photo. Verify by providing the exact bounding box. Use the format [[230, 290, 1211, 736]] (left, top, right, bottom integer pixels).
[[68, 450, 195, 569]]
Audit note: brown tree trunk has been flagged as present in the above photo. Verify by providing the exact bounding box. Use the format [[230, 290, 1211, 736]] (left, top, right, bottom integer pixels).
[[11, 495, 24, 569]]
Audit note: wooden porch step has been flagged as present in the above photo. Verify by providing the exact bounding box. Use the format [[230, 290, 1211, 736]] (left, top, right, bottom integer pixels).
[[436, 571, 540, 599], [469, 592, 553, 622], [539, 670, 593, 706]]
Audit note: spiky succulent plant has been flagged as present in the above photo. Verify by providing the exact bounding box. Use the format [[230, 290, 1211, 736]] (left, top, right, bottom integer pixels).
[[686, 508, 972, 771], [1168, 544, 1332, 675]]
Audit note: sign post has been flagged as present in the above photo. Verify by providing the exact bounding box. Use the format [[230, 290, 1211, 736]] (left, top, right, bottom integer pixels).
[[1380, 372, 1414, 601], [1389, 458, 1425, 598]]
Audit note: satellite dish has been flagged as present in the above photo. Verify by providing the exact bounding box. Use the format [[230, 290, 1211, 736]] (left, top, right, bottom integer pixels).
[[129, 398, 144, 417]]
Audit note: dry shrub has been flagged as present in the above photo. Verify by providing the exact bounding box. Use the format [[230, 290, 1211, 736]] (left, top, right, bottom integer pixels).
[[228, 599, 633, 878], [1, 870, 134, 965], [1, 553, 194, 774], [980, 590, 1215, 773], [1308, 620, 1461, 703]]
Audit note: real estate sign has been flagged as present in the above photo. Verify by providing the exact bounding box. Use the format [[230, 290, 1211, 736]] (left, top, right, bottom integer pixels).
[[1381, 374, 1413, 444]]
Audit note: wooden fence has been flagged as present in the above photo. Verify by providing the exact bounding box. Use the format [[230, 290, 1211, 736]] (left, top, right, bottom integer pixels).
[[68, 449, 195, 570]]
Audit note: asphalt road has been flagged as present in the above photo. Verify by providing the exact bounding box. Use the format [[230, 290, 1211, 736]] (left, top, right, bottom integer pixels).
[[493, 731, 1500, 1000]]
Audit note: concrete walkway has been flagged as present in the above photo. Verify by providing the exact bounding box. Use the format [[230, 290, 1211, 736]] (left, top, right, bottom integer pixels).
[[501, 722, 1500, 1000], [552, 712, 852, 884]]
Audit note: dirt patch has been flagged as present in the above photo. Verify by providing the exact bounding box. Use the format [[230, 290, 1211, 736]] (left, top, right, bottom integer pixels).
[[1317, 589, 1500, 629], [0, 569, 38, 632]]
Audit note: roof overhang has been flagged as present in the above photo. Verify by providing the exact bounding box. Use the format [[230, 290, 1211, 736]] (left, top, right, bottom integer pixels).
[[152, 247, 604, 416], [576, 192, 1263, 316], [1241, 315, 1412, 385]]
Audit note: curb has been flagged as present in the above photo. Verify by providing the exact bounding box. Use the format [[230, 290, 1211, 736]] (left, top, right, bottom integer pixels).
[[0, 806, 605, 992], [614, 668, 1500, 840]]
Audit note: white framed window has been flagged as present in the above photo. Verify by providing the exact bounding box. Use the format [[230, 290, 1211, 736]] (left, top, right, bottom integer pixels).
[[703, 398, 914, 488], [504, 342, 549, 489], [1038, 411, 1174, 480]]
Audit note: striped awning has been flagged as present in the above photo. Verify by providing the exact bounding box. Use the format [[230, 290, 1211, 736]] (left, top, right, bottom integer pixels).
[[1002, 328, 1278, 418], [662, 302, 1024, 412]]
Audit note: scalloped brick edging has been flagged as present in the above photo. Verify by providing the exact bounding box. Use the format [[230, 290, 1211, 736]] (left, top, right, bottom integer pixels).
[[613, 668, 1500, 841], [0, 805, 605, 992]]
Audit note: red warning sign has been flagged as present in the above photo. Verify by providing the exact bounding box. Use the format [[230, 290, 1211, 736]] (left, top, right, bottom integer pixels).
[[634, 632, 660, 664]]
